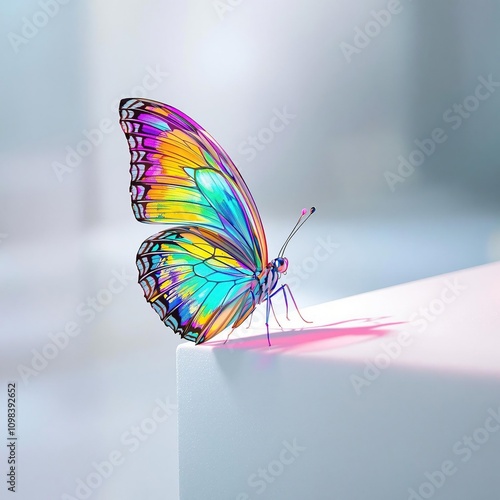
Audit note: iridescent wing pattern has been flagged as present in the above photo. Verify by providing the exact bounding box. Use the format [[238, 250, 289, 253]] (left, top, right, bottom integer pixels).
[[119, 98, 267, 342]]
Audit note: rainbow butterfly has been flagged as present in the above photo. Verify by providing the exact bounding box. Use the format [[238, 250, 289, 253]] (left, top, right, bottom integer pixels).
[[119, 98, 314, 345]]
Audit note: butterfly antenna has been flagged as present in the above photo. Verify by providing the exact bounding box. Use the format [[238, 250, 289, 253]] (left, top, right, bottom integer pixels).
[[278, 207, 316, 258]]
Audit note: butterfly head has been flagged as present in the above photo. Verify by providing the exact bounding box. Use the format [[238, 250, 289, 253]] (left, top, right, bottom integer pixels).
[[271, 257, 289, 274]]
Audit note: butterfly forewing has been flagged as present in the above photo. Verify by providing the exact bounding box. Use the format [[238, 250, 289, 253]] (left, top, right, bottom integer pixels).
[[119, 98, 267, 267]]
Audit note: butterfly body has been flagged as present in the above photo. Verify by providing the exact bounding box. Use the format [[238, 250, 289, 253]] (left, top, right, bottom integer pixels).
[[119, 98, 309, 344], [255, 258, 287, 303]]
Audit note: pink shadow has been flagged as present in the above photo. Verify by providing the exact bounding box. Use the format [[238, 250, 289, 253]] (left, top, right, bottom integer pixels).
[[206, 317, 405, 353]]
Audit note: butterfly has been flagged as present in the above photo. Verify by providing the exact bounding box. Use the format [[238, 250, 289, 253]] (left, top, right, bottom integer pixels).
[[119, 98, 314, 345]]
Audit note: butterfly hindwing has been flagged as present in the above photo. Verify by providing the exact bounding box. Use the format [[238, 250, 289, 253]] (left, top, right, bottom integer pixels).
[[136, 226, 258, 343]]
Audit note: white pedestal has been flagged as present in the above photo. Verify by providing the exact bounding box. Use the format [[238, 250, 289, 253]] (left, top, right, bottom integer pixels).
[[177, 263, 500, 500]]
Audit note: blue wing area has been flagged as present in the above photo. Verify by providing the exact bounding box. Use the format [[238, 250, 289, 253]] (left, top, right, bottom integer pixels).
[[194, 168, 261, 270]]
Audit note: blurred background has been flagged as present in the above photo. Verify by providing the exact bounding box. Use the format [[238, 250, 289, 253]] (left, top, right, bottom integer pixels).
[[0, 0, 499, 498]]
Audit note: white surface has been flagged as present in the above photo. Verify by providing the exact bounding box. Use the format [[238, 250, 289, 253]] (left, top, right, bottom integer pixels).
[[177, 262, 500, 500]]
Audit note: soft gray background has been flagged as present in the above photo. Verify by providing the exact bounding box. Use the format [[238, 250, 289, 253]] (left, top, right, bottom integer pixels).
[[0, 1, 499, 499]]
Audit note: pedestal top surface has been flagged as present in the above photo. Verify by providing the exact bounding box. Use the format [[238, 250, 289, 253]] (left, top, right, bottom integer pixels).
[[178, 262, 500, 377]]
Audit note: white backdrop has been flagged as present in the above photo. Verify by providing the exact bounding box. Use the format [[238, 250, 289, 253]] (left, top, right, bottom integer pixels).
[[1, 1, 499, 499]]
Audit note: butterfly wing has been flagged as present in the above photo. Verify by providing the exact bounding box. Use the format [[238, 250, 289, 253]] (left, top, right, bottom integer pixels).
[[119, 98, 268, 269], [137, 226, 257, 344]]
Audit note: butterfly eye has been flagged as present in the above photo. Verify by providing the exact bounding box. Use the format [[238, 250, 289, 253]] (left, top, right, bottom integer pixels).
[[277, 257, 288, 273]]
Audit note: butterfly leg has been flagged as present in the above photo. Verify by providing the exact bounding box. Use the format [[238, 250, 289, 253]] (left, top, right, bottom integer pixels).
[[269, 285, 290, 320], [270, 300, 283, 330], [265, 293, 272, 347], [245, 312, 254, 329], [245, 290, 257, 329], [270, 284, 312, 324], [283, 284, 312, 324], [282, 286, 290, 321], [223, 327, 237, 345]]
